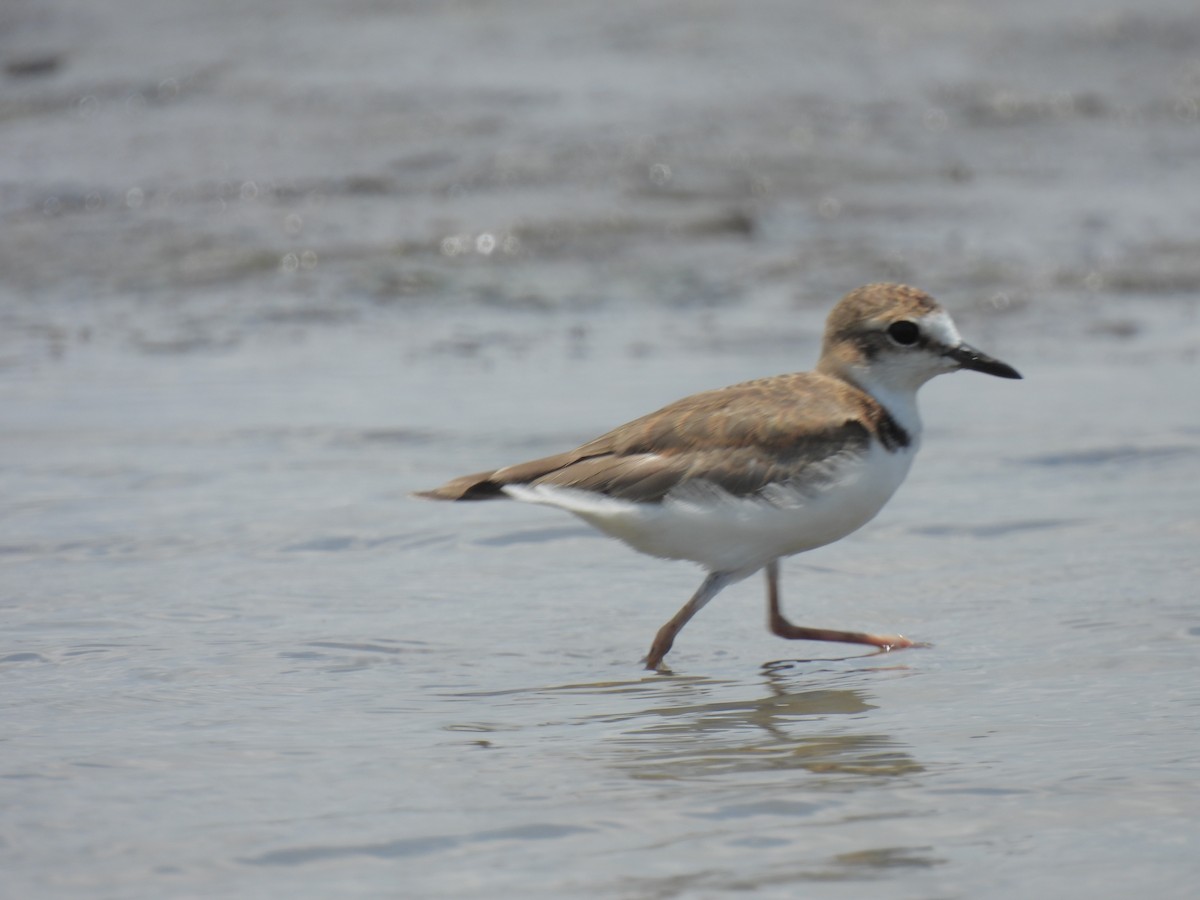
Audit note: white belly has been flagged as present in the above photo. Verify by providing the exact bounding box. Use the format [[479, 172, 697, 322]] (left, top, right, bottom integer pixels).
[[503, 442, 916, 574]]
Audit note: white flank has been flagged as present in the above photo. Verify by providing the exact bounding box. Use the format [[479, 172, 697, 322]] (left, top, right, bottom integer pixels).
[[503, 440, 916, 573]]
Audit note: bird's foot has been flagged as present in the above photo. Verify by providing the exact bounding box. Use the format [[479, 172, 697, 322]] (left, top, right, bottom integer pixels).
[[872, 635, 932, 651], [642, 649, 671, 672]]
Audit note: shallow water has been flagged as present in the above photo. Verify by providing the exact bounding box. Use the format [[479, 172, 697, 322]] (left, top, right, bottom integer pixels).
[[3, 0, 1200, 897], [5, 316, 1199, 898]]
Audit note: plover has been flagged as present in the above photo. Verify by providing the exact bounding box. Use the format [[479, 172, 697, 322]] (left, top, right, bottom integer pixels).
[[417, 283, 1021, 670]]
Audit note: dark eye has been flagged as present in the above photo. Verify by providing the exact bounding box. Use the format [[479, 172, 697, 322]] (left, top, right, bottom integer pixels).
[[887, 321, 920, 345]]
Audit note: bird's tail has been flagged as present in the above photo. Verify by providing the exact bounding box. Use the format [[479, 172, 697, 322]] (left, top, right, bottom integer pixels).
[[413, 469, 508, 501]]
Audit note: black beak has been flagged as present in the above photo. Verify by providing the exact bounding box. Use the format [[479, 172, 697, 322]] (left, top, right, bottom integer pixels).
[[948, 343, 1022, 379]]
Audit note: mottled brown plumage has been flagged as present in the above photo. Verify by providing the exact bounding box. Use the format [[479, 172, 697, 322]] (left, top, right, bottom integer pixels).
[[415, 282, 1021, 670], [415, 372, 908, 504]]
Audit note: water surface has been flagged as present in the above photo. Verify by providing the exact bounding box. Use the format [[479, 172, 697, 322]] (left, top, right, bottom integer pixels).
[[3, 0, 1200, 897]]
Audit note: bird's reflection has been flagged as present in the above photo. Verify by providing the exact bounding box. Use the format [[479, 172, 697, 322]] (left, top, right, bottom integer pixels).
[[542, 662, 922, 782], [434, 663, 935, 885]]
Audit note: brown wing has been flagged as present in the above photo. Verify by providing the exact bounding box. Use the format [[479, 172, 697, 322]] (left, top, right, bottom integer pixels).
[[415, 372, 905, 503]]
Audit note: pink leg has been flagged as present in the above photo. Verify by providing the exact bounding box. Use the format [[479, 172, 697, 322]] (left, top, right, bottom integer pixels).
[[765, 561, 914, 650], [644, 571, 732, 670]]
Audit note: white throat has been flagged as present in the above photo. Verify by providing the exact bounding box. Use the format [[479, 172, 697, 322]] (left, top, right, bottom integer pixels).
[[859, 377, 924, 445]]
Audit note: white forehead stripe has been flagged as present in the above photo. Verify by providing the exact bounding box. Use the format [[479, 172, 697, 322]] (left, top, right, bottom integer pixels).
[[918, 309, 963, 347]]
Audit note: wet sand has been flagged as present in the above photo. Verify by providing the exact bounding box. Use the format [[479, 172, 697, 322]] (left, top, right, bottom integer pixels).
[[2, 1, 1199, 897]]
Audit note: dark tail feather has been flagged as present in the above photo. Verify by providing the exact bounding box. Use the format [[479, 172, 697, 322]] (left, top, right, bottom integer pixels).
[[413, 469, 509, 501], [413, 448, 602, 502]]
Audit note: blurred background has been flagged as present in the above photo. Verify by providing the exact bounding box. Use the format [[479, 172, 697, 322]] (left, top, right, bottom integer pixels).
[[4, 0, 1199, 351], [3, 1, 1199, 898]]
